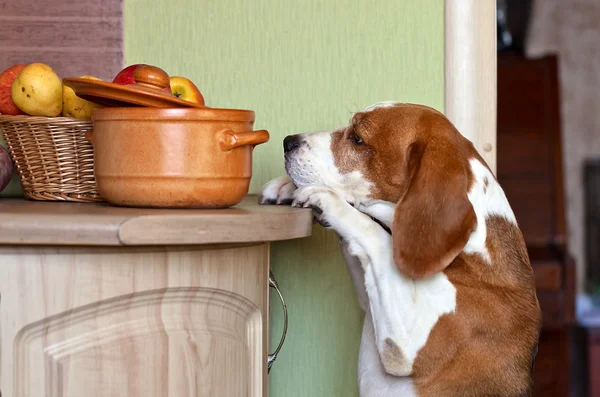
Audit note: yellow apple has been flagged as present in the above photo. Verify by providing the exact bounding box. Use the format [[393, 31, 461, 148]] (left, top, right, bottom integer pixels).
[[62, 75, 103, 119], [169, 76, 205, 105], [11, 63, 63, 117]]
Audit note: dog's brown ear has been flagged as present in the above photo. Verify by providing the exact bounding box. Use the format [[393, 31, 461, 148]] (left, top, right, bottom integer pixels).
[[392, 140, 477, 279]]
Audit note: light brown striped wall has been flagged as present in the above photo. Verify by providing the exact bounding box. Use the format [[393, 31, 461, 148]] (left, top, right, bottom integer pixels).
[[0, 0, 123, 81]]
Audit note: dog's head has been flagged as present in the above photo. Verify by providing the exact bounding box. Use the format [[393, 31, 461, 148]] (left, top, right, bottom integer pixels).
[[284, 102, 480, 278]]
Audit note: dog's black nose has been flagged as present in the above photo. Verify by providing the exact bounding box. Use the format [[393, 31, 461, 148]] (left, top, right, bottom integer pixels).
[[283, 135, 300, 153]]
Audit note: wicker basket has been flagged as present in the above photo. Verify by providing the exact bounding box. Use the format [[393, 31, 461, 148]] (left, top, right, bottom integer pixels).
[[0, 114, 104, 202]]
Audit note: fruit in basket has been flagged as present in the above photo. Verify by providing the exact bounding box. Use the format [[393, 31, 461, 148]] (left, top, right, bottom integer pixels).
[[169, 76, 205, 105], [0, 145, 13, 193], [0, 64, 27, 115], [113, 64, 172, 94], [11, 63, 62, 117], [62, 75, 103, 119]]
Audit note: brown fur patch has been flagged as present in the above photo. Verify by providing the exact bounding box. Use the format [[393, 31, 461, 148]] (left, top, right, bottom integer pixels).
[[412, 217, 540, 397]]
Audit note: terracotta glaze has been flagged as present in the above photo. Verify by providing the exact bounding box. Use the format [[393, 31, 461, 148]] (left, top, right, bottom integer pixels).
[[91, 107, 269, 208]]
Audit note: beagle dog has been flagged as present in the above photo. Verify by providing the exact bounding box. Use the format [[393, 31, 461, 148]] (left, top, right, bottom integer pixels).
[[259, 102, 541, 397]]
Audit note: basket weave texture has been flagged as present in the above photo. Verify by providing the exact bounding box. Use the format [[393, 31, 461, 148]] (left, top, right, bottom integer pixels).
[[0, 114, 104, 202]]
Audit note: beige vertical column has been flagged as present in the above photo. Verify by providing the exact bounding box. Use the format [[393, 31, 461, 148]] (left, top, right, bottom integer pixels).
[[445, 0, 497, 174]]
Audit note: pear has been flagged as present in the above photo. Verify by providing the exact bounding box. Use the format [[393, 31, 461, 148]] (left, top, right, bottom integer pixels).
[[11, 63, 62, 117], [62, 75, 103, 119]]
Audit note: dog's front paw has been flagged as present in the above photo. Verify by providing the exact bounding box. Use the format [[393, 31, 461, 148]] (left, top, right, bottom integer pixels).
[[291, 185, 349, 228], [355, 200, 396, 230], [258, 176, 297, 205]]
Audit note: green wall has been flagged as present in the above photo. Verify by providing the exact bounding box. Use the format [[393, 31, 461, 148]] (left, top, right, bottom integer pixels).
[[125, 1, 444, 395]]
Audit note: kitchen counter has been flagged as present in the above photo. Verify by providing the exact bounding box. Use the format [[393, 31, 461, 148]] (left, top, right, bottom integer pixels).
[[0, 195, 313, 246], [0, 196, 312, 397]]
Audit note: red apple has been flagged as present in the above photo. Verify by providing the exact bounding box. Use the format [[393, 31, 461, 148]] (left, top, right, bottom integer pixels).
[[113, 64, 172, 94], [112, 64, 143, 85], [0, 64, 27, 115], [169, 76, 205, 105], [0, 145, 13, 193]]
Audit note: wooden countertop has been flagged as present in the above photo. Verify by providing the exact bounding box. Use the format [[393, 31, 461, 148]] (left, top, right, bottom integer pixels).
[[0, 195, 313, 246]]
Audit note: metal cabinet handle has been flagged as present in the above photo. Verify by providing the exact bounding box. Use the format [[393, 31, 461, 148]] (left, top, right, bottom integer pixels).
[[268, 269, 288, 373]]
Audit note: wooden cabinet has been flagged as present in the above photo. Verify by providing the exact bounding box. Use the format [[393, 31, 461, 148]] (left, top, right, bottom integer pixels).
[[0, 197, 312, 397], [497, 54, 575, 397]]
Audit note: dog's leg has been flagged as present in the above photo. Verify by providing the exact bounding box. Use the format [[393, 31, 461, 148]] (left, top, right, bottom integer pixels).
[[358, 310, 417, 397], [293, 186, 456, 378], [258, 176, 296, 205], [340, 237, 369, 312]]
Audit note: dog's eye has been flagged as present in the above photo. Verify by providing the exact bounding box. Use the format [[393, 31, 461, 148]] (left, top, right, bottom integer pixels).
[[350, 132, 364, 145]]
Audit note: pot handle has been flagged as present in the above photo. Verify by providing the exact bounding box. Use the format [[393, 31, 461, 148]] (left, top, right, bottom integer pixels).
[[218, 129, 270, 151]]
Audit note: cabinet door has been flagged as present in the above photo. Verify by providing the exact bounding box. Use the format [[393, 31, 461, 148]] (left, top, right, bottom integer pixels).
[[0, 244, 269, 397]]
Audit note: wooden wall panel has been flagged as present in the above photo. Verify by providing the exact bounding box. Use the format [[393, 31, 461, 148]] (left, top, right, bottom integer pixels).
[[0, 0, 121, 17], [0, 50, 123, 82], [0, 20, 122, 50], [0, 0, 123, 81]]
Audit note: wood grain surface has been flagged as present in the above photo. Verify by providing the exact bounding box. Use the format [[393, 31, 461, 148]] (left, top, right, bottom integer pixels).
[[0, 0, 122, 85], [0, 0, 121, 17], [0, 196, 313, 246], [0, 243, 270, 397]]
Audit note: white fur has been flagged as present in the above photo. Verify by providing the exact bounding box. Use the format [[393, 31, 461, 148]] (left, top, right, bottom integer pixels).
[[356, 200, 396, 229], [363, 101, 401, 112], [290, 186, 456, 393], [258, 175, 296, 204], [463, 158, 518, 262]]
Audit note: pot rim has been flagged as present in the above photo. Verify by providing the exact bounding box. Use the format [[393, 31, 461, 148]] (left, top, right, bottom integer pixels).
[[93, 106, 256, 122]]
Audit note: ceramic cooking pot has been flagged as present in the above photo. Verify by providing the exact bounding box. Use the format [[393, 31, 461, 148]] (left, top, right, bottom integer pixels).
[[90, 107, 269, 208]]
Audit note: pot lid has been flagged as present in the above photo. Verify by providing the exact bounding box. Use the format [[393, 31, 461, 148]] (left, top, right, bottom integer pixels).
[[62, 65, 204, 109]]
